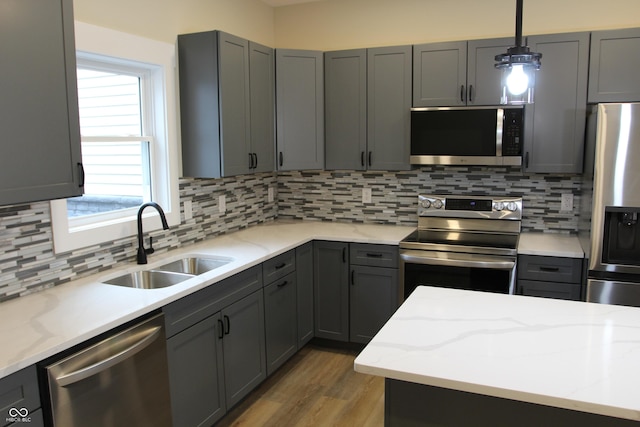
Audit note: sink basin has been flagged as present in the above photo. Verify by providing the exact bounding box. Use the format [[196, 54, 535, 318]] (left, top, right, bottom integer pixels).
[[156, 256, 233, 275], [104, 270, 194, 289]]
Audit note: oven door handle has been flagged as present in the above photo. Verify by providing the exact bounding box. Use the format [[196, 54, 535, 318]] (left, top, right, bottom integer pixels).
[[400, 251, 515, 270]]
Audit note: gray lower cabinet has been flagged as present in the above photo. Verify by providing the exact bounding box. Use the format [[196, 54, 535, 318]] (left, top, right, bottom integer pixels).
[[275, 49, 324, 171], [314, 241, 399, 343], [163, 265, 265, 426], [517, 255, 583, 301], [264, 272, 298, 375], [178, 31, 274, 178], [588, 28, 640, 103], [0, 0, 83, 206], [1, 366, 43, 427], [296, 242, 315, 347], [522, 32, 590, 173], [314, 241, 350, 341]]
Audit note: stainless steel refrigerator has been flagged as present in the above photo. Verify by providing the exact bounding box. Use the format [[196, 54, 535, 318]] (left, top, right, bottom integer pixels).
[[586, 103, 640, 306]]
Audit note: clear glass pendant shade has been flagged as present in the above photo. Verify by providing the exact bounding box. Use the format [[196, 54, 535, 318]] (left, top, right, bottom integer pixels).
[[499, 63, 536, 104]]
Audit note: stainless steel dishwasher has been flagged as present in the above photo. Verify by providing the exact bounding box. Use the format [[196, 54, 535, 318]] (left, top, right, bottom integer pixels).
[[42, 313, 172, 427]]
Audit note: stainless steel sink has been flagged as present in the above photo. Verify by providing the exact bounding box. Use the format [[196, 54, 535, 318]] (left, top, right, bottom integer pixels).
[[156, 256, 233, 275], [104, 270, 195, 289]]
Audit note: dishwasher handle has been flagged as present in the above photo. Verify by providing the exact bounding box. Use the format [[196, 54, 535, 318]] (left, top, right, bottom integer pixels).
[[54, 325, 162, 387]]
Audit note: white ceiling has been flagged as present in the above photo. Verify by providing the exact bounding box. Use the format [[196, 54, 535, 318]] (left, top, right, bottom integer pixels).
[[261, 0, 325, 7]]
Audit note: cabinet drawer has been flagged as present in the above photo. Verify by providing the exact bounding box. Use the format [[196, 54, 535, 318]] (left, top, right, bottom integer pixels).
[[517, 279, 582, 301], [1, 366, 41, 426], [263, 250, 296, 285], [164, 265, 263, 337], [517, 255, 582, 284], [350, 243, 398, 268]]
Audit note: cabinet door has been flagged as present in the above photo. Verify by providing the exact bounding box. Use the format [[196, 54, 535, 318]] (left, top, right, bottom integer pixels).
[[249, 41, 275, 173], [589, 28, 640, 103], [219, 32, 251, 177], [221, 290, 266, 408], [276, 49, 324, 170], [0, 0, 83, 205], [523, 32, 589, 173], [0, 366, 41, 424], [166, 315, 226, 427], [313, 241, 349, 342], [368, 45, 412, 171], [264, 272, 298, 376], [413, 41, 467, 107], [178, 31, 222, 178], [325, 49, 367, 170], [466, 38, 513, 106], [350, 266, 398, 344], [296, 242, 314, 347]]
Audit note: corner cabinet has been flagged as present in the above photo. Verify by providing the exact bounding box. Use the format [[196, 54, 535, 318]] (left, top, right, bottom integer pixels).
[[314, 241, 350, 341], [325, 46, 411, 171], [275, 49, 324, 171], [0, 0, 83, 206], [588, 28, 640, 103], [178, 31, 274, 178], [412, 38, 512, 107], [523, 32, 590, 173]]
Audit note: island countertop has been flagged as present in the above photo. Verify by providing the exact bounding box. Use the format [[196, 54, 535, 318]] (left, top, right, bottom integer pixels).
[[354, 286, 640, 422]]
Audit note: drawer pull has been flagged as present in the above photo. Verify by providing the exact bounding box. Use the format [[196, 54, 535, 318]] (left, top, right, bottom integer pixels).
[[274, 262, 286, 270], [277, 280, 288, 288], [539, 267, 560, 272], [366, 252, 383, 258]]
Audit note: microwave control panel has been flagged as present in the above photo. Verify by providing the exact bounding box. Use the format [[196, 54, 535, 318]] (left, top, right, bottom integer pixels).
[[502, 108, 523, 156]]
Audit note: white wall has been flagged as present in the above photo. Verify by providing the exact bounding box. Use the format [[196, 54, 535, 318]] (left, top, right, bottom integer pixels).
[[72, 0, 275, 45], [273, 0, 640, 50]]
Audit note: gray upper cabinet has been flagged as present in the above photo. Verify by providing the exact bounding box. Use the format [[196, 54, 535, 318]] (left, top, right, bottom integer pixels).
[[178, 31, 274, 178], [413, 38, 512, 107], [0, 0, 83, 206], [325, 49, 367, 170], [588, 28, 640, 103], [367, 45, 412, 171], [325, 46, 411, 171], [249, 41, 276, 173], [523, 32, 589, 173], [276, 49, 324, 171]]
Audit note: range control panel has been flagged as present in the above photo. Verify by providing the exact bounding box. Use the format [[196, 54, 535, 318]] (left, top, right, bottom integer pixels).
[[418, 195, 522, 220]]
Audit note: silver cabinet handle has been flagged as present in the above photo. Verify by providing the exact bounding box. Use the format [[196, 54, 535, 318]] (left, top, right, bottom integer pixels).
[[400, 250, 515, 270], [55, 326, 162, 387]]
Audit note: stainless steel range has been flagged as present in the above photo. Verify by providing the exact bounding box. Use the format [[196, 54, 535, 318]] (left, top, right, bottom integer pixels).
[[399, 194, 522, 301]]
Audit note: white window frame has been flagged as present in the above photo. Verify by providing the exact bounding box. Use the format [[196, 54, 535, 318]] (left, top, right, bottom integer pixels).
[[50, 22, 180, 253]]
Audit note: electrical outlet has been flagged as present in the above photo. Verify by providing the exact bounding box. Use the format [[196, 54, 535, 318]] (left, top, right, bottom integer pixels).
[[362, 188, 372, 204], [219, 195, 226, 213], [268, 187, 274, 203], [183, 200, 193, 220], [560, 193, 574, 212]]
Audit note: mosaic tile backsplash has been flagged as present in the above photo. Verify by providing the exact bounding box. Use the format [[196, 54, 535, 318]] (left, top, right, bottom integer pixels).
[[0, 166, 583, 302]]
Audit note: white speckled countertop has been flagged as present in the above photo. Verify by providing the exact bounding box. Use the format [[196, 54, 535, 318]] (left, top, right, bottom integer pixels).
[[0, 220, 413, 379], [354, 286, 640, 422], [518, 232, 584, 258]]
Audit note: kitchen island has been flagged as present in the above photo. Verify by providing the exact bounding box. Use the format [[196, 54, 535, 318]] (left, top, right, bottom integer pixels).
[[354, 286, 640, 426]]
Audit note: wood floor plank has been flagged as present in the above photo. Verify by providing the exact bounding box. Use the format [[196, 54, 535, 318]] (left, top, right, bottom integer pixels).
[[217, 343, 384, 427]]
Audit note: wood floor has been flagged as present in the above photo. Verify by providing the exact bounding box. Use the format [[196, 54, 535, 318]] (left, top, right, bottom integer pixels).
[[217, 343, 385, 427]]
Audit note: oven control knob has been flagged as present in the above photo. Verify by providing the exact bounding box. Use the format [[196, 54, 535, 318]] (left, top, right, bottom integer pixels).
[[433, 199, 443, 209], [507, 202, 518, 212], [420, 199, 431, 209], [494, 202, 504, 211]]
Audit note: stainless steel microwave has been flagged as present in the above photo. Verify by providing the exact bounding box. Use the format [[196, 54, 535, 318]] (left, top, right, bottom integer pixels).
[[410, 106, 524, 166]]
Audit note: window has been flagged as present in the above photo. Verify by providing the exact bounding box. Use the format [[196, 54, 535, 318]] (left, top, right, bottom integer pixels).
[[51, 22, 180, 253]]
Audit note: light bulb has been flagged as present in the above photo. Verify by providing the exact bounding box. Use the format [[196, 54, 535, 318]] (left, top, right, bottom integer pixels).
[[506, 64, 529, 96]]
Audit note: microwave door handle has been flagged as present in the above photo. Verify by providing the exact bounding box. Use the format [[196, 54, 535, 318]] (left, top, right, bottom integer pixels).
[[400, 252, 515, 270]]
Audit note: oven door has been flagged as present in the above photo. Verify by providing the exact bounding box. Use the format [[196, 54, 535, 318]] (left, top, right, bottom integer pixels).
[[399, 249, 516, 301]]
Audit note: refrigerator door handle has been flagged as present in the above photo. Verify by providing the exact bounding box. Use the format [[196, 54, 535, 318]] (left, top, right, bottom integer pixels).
[[54, 325, 162, 387]]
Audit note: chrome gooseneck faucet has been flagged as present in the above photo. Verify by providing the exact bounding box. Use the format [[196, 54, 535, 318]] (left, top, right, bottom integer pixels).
[[137, 202, 170, 264]]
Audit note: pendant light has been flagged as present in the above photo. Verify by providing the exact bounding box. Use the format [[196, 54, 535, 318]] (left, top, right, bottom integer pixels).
[[495, 0, 541, 104]]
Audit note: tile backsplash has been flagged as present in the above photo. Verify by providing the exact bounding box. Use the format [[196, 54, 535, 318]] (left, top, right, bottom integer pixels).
[[0, 167, 583, 302]]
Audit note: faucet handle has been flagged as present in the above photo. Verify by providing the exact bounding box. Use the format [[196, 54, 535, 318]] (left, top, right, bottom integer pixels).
[[146, 236, 155, 255]]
